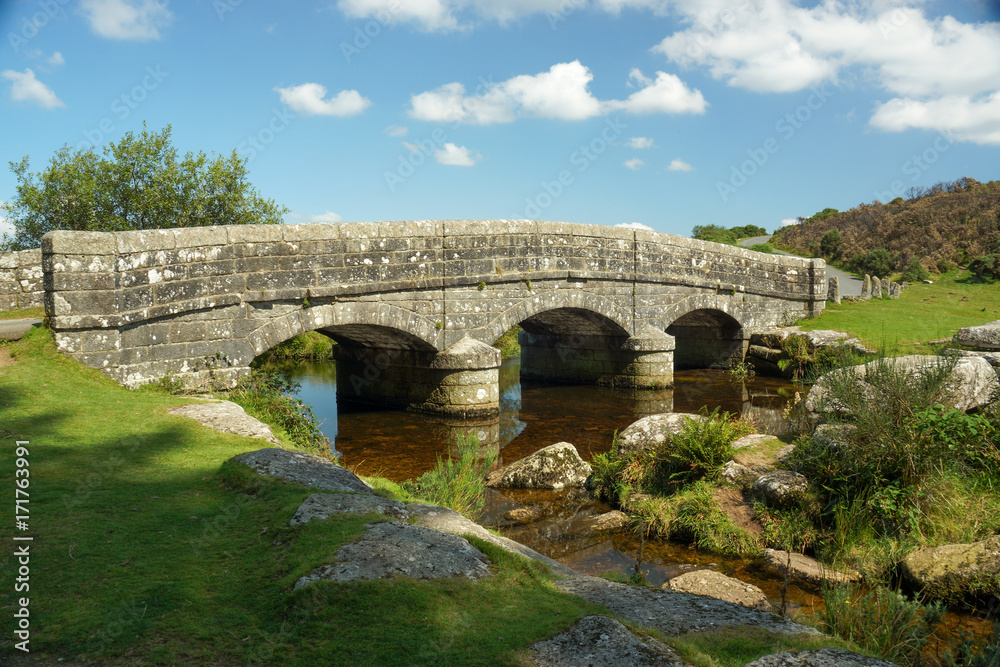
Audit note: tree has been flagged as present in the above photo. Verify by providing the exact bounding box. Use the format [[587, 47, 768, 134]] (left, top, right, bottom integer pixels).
[[1, 124, 288, 250], [820, 229, 842, 260]]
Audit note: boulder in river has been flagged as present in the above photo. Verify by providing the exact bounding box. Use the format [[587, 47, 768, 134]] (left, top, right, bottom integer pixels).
[[487, 442, 591, 489], [901, 534, 1000, 601], [762, 549, 859, 585], [615, 412, 706, 456]]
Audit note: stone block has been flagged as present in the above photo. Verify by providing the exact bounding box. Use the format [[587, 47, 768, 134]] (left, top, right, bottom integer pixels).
[[171, 226, 229, 248], [42, 231, 115, 255], [226, 224, 283, 244], [115, 229, 177, 254], [53, 290, 116, 316]]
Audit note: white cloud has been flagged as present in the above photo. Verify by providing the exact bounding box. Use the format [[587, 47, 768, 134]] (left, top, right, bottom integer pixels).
[[338, 0, 460, 31], [780, 217, 800, 227], [870, 93, 1000, 146], [651, 1, 1000, 144], [2, 69, 64, 109], [385, 125, 409, 137], [434, 143, 480, 166], [275, 83, 371, 117], [606, 69, 706, 114], [47, 52, 65, 66], [623, 158, 644, 170], [616, 221, 655, 230], [667, 158, 693, 172], [627, 136, 654, 149], [409, 61, 703, 124], [291, 211, 344, 223], [80, 0, 172, 40]]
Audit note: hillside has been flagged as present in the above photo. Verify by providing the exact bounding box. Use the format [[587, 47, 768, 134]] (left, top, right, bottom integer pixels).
[[772, 178, 1000, 277]]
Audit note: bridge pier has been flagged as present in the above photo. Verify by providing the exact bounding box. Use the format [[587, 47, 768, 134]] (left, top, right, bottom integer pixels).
[[518, 325, 675, 389], [333, 336, 501, 418]]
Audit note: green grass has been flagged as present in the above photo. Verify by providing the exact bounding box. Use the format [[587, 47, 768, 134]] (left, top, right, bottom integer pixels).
[[0, 327, 605, 665], [797, 269, 1000, 353], [0, 306, 44, 320]]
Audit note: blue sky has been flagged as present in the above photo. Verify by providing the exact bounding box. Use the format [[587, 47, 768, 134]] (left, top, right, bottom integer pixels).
[[1, 0, 999, 238]]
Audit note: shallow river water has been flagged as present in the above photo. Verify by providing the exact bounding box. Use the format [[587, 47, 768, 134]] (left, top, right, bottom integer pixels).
[[271, 356, 995, 652]]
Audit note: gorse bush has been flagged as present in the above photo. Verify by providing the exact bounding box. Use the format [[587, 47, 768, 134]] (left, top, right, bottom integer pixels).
[[401, 434, 496, 518], [228, 369, 333, 459]]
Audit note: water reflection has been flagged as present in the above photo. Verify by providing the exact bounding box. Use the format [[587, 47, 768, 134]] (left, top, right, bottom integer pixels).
[[272, 357, 799, 481]]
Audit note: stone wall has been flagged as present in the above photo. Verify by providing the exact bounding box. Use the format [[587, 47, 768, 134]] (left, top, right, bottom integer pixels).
[[0, 249, 43, 311], [42, 221, 825, 412]]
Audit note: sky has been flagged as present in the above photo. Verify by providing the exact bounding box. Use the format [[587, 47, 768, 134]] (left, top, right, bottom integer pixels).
[[1, 0, 999, 240]]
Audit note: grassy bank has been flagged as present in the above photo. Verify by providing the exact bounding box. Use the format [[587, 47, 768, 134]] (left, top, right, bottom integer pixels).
[[798, 269, 999, 353], [0, 327, 605, 665]]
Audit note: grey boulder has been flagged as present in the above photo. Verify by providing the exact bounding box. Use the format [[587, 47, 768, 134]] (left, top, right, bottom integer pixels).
[[488, 442, 592, 489]]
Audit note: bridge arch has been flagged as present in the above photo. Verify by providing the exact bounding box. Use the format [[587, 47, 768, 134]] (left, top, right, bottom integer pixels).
[[661, 295, 749, 370], [482, 290, 632, 345]]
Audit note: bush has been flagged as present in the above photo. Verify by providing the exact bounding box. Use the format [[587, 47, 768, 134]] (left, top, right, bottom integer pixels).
[[401, 434, 496, 518], [937, 258, 954, 274], [969, 253, 1000, 280], [901, 257, 930, 283], [254, 331, 334, 362], [228, 369, 333, 458], [818, 584, 945, 663], [851, 248, 893, 277], [749, 243, 774, 254], [821, 229, 843, 260]]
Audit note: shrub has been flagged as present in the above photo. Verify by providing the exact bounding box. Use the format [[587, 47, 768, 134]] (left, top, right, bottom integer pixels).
[[901, 257, 930, 282], [969, 253, 1000, 280], [818, 584, 945, 664], [821, 229, 843, 260], [749, 243, 774, 254], [401, 434, 496, 518], [937, 258, 954, 274], [228, 369, 333, 458]]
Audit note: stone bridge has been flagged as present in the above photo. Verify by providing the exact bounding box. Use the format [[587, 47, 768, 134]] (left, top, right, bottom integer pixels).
[[43, 220, 825, 417]]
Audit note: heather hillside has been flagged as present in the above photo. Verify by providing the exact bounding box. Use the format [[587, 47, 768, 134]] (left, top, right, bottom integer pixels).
[[772, 178, 1000, 278]]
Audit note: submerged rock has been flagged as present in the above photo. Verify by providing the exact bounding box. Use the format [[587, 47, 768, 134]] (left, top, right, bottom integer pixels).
[[487, 442, 592, 489], [902, 534, 1000, 601], [663, 569, 771, 611], [576, 510, 630, 534], [616, 412, 707, 456], [762, 549, 859, 585], [530, 615, 687, 667], [293, 521, 491, 588], [230, 447, 373, 494]]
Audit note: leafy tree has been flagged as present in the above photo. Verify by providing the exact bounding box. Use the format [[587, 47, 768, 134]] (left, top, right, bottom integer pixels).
[[1, 124, 288, 250], [820, 229, 843, 260], [851, 248, 893, 277], [901, 257, 930, 282], [806, 207, 840, 222]]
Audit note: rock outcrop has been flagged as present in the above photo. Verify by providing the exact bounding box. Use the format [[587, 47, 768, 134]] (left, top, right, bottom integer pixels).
[[901, 534, 1000, 601], [664, 569, 771, 611], [616, 413, 706, 456], [530, 616, 687, 667], [293, 522, 492, 588], [487, 442, 592, 489], [805, 355, 999, 422], [170, 400, 281, 446], [752, 471, 808, 507], [956, 319, 1000, 351], [290, 492, 410, 525], [231, 447, 372, 494], [745, 649, 898, 666]]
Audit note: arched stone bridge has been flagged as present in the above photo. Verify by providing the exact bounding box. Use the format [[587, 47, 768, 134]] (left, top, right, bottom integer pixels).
[[43, 220, 825, 417]]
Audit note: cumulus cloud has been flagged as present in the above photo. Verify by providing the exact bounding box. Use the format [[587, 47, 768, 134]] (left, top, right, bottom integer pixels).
[[275, 83, 371, 117], [667, 158, 693, 172], [2, 69, 64, 109], [80, 0, 172, 40], [616, 221, 655, 230], [384, 125, 409, 137], [47, 52, 65, 66], [623, 158, 644, 170], [291, 211, 344, 223], [627, 136, 654, 149], [409, 61, 704, 124], [780, 217, 800, 227], [651, 1, 1000, 143], [434, 143, 480, 166], [870, 93, 1000, 146]]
